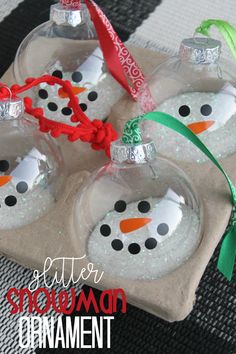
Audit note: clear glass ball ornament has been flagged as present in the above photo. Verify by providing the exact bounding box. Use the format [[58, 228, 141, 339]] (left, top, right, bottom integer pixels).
[[0, 97, 65, 230], [13, 1, 124, 124], [73, 139, 203, 280], [139, 37, 236, 163]]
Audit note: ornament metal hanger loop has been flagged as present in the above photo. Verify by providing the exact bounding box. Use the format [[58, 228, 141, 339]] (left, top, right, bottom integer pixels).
[[0, 85, 23, 120], [192, 31, 210, 44]]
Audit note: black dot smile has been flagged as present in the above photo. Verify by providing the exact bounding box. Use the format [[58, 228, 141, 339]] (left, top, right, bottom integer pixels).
[[111, 239, 123, 251], [5, 195, 17, 207], [0, 158, 30, 208], [61, 107, 72, 116], [99, 200, 166, 255], [128, 243, 141, 255], [100, 224, 111, 237], [145, 238, 157, 250], [79, 103, 87, 112], [38, 89, 48, 100], [48, 102, 58, 112]]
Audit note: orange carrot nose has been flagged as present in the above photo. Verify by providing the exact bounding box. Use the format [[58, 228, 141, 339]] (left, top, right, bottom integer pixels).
[[58, 86, 86, 99], [120, 218, 152, 234], [187, 120, 215, 135], [0, 175, 12, 187]]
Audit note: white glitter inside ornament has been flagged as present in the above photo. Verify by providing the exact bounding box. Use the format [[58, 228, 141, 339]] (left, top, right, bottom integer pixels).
[[88, 196, 201, 280], [37, 50, 124, 124], [0, 147, 60, 230], [0, 113, 65, 230], [148, 90, 236, 163], [0, 179, 54, 230], [73, 138, 203, 280]]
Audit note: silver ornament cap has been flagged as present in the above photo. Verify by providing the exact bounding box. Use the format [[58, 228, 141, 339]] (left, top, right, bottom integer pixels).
[[0, 97, 24, 121], [179, 37, 221, 64], [111, 139, 157, 164], [50, 3, 85, 27]]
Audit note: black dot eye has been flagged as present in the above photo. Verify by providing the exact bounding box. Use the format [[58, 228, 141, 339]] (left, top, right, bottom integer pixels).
[[138, 201, 150, 213], [114, 200, 127, 213], [61, 107, 72, 116], [5, 195, 17, 207], [145, 238, 157, 250], [88, 91, 98, 102], [79, 103, 87, 112], [179, 105, 190, 117], [16, 181, 28, 194], [157, 223, 169, 236], [111, 239, 123, 251], [72, 71, 83, 83], [128, 243, 141, 255], [200, 104, 212, 116], [48, 102, 58, 112], [100, 224, 111, 237], [52, 70, 63, 79], [0, 160, 9, 172], [38, 89, 48, 100]]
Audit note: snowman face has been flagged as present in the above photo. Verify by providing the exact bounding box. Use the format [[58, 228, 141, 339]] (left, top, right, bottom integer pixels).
[[158, 89, 236, 135], [88, 191, 201, 280], [37, 47, 123, 124], [153, 87, 236, 162], [0, 149, 54, 230]]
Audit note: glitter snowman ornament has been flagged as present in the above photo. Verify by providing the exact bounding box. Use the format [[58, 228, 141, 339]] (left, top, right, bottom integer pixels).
[[0, 96, 65, 230], [73, 136, 203, 280], [13, 0, 124, 124], [139, 37, 236, 162]]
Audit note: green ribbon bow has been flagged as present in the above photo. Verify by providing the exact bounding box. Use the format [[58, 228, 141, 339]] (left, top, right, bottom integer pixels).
[[195, 19, 236, 60], [123, 112, 236, 281]]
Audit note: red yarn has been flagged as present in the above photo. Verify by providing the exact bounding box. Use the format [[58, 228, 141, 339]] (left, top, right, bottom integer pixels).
[[68, 119, 118, 157], [60, 0, 81, 10], [0, 76, 117, 157]]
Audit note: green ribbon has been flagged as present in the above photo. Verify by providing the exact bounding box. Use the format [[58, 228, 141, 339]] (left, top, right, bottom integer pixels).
[[123, 112, 236, 280], [195, 19, 236, 60]]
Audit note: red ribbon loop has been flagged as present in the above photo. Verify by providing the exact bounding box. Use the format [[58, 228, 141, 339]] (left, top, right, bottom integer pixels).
[[62, 0, 155, 107], [84, 0, 151, 102]]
